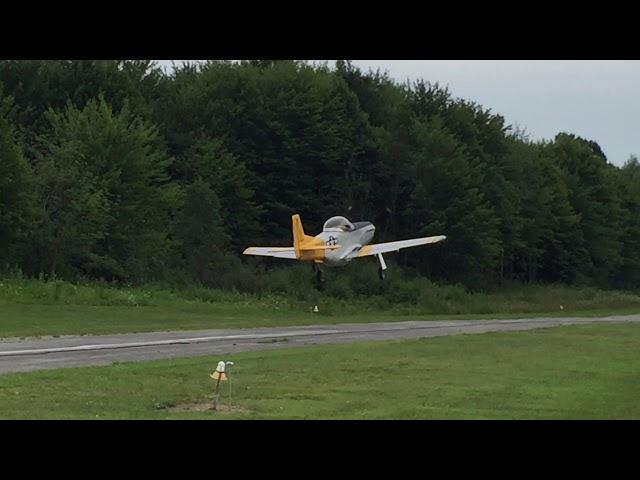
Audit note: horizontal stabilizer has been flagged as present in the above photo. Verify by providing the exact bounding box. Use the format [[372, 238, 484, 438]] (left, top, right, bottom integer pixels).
[[299, 245, 340, 251], [243, 247, 297, 259], [243, 244, 339, 259]]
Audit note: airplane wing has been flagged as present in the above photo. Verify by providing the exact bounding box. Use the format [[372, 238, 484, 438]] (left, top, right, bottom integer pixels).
[[355, 235, 446, 258], [243, 247, 297, 259]]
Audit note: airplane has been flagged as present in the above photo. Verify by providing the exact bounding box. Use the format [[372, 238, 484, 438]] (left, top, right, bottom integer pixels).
[[243, 214, 446, 286]]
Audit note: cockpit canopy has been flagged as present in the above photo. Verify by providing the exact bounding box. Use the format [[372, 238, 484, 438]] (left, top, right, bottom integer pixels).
[[323, 216, 355, 231]]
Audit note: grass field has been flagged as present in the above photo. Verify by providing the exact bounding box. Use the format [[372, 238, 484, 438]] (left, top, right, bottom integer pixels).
[[2, 277, 640, 338], [1, 323, 639, 419]]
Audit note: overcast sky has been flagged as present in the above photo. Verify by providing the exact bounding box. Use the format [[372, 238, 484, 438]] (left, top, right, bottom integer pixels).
[[157, 60, 639, 166]]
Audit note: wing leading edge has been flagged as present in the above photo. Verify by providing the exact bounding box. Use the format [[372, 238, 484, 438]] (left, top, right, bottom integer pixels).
[[355, 235, 446, 258]]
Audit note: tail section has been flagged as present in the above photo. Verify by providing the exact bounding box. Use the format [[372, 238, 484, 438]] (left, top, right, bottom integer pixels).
[[291, 214, 329, 261], [244, 215, 337, 263]]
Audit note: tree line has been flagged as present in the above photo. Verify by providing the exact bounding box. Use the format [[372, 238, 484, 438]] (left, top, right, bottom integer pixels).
[[0, 60, 638, 290]]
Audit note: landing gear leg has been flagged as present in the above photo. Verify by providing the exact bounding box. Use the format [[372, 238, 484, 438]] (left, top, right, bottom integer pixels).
[[313, 262, 324, 289], [377, 253, 387, 281]]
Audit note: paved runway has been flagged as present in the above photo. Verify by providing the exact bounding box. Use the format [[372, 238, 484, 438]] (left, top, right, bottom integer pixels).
[[1, 314, 639, 374]]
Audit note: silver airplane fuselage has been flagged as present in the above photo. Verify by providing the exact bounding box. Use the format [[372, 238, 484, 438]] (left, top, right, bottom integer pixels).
[[315, 221, 376, 267]]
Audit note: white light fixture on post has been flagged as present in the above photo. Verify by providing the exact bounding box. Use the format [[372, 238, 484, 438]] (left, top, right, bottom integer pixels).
[[209, 361, 228, 410]]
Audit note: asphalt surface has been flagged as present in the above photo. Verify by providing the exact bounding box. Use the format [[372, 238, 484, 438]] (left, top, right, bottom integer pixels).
[[1, 314, 639, 374]]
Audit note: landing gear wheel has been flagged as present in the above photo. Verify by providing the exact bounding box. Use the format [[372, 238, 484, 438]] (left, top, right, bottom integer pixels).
[[378, 267, 386, 280]]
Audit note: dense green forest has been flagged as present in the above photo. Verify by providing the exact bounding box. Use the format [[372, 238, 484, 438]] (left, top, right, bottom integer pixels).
[[1, 60, 639, 292]]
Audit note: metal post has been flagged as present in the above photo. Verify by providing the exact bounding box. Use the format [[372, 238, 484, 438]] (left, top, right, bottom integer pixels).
[[213, 376, 221, 411], [228, 366, 232, 405]]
